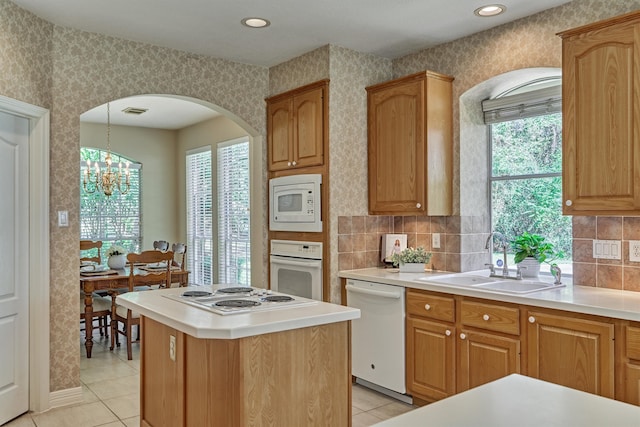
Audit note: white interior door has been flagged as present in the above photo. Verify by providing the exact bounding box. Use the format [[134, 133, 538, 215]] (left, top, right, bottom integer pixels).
[[0, 110, 29, 424]]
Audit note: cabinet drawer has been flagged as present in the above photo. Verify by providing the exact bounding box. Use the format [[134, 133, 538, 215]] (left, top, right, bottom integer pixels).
[[407, 290, 454, 322], [627, 326, 640, 360], [460, 300, 520, 335]]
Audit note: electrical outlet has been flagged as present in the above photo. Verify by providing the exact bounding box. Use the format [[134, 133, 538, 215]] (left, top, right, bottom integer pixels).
[[432, 233, 441, 249], [630, 241, 640, 262], [169, 335, 176, 361]]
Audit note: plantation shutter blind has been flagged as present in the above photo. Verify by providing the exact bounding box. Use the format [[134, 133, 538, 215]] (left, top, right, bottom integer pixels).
[[217, 139, 250, 285], [186, 147, 213, 285]]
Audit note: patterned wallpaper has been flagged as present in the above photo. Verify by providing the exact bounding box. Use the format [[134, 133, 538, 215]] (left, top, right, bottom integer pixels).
[[3, 0, 640, 397], [0, 0, 51, 107]]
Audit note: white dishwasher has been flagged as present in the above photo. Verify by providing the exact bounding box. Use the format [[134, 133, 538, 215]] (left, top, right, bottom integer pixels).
[[346, 279, 406, 396]]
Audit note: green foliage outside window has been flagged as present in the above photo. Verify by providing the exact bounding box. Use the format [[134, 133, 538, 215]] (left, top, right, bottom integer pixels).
[[491, 113, 572, 261]]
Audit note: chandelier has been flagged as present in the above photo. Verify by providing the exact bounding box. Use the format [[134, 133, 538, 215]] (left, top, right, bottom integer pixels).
[[82, 102, 130, 196]]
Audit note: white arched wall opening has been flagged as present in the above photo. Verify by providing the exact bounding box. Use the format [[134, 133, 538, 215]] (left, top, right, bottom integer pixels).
[[458, 67, 562, 218], [80, 94, 266, 289]]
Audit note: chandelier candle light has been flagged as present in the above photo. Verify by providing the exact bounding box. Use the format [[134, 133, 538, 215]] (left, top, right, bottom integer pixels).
[[83, 102, 131, 196]]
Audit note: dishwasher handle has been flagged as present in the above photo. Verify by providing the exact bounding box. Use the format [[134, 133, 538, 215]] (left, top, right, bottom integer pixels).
[[345, 284, 402, 299]]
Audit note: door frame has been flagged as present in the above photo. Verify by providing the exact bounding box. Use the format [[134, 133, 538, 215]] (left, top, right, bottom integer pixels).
[[0, 95, 50, 413]]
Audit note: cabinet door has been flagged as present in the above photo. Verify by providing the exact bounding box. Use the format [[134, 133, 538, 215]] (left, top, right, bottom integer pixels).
[[267, 97, 293, 171], [623, 363, 640, 406], [406, 317, 455, 402], [293, 86, 324, 168], [562, 19, 640, 214], [527, 311, 615, 398], [141, 317, 185, 427], [368, 78, 426, 214], [457, 329, 520, 392]]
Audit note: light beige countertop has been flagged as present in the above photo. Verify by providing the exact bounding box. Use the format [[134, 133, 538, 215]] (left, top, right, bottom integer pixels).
[[373, 374, 640, 427], [116, 285, 360, 339], [339, 268, 640, 321]]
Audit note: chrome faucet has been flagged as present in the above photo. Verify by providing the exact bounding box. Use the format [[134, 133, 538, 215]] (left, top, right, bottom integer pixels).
[[485, 231, 512, 278]]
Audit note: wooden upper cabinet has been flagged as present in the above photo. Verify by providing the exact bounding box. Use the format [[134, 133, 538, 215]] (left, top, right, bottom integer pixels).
[[559, 11, 640, 215], [366, 71, 453, 215], [266, 80, 327, 172]]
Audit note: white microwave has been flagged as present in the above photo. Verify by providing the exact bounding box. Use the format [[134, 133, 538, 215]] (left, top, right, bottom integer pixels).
[[269, 174, 322, 232]]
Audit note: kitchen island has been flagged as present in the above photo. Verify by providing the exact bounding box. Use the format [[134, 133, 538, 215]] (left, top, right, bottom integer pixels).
[[374, 374, 640, 427], [116, 285, 360, 427]]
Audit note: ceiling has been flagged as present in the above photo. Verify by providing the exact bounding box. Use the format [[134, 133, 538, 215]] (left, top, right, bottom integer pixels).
[[15, 0, 572, 129], [80, 96, 220, 130]]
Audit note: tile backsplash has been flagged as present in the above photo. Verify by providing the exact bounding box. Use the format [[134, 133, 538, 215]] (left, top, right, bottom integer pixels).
[[337, 215, 489, 273], [572, 216, 640, 292]]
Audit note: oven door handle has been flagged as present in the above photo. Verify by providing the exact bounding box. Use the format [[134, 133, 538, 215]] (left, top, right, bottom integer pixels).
[[270, 256, 322, 268], [345, 284, 401, 299]]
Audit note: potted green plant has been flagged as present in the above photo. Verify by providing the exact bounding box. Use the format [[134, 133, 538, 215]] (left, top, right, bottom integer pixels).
[[391, 246, 432, 272], [511, 232, 562, 278]]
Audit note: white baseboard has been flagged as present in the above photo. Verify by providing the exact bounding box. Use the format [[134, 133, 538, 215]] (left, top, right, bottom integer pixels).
[[49, 386, 83, 409]]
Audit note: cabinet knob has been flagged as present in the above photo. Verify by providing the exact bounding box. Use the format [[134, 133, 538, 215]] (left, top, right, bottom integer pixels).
[[483, 314, 490, 321], [528, 316, 536, 323], [287, 161, 292, 167], [445, 329, 451, 336], [416, 203, 421, 209], [292, 161, 297, 166], [424, 304, 431, 311], [459, 333, 466, 340], [565, 200, 572, 206]]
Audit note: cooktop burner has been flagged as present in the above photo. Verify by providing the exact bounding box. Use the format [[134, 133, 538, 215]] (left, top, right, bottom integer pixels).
[[164, 286, 318, 315], [215, 299, 261, 308], [182, 291, 212, 297], [263, 295, 293, 302], [216, 286, 254, 294]]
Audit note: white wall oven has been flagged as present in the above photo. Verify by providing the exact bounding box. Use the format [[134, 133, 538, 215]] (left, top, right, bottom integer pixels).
[[270, 240, 322, 301]]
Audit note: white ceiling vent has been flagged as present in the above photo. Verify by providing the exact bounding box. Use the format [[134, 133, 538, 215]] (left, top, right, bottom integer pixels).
[[122, 107, 148, 115]]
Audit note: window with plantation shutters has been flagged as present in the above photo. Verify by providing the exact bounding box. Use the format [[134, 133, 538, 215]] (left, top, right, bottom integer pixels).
[[79, 148, 142, 254], [217, 138, 250, 285], [186, 147, 213, 285]]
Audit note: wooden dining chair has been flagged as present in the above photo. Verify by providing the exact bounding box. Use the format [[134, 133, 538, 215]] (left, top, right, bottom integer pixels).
[[80, 240, 102, 264], [153, 240, 169, 252], [171, 243, 187, 269], [79, 292, 111, 341], [79, 239, 111, 338], [110, 250, 174, 360]]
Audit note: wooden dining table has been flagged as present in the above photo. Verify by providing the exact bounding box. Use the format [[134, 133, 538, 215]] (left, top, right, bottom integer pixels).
[[80, 266, 189, 358]]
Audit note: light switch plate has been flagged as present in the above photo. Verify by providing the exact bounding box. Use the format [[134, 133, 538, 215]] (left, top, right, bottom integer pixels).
[[593, 239, 621, 260], [432, 233, 441, 249], [57, 211, 69, 227]]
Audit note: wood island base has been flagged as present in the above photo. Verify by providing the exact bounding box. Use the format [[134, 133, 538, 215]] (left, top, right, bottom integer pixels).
[[140, 316, 352, 427]]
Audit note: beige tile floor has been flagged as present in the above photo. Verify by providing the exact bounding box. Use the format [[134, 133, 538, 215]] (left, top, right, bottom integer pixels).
[[4, 328, 415, 427]]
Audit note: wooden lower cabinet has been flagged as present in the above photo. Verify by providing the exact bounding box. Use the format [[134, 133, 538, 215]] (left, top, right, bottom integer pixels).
[[406, 292, 521, 403], [405, 289, 628, 406], [526, 310, 615, 398], [406, 316, 455, 402], [620, 324, 640, 405], [141, 317, 351, 426], [457, 329, 520, 392]]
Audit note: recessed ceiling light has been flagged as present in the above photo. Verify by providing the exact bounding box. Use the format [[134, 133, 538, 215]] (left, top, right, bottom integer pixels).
[[241, 17, 270, 28], [474, 4, 506, 17]]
